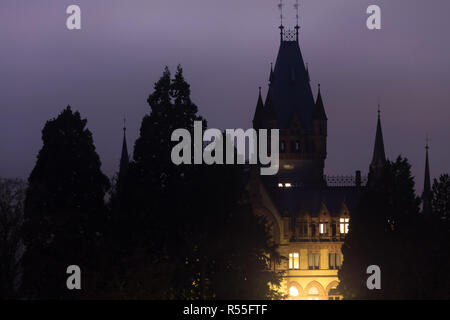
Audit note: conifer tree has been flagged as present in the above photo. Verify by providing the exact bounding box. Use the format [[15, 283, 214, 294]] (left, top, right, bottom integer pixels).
[[338, 156, 420, 299], [101, 66, 283, 299], [21, 106, 109, 299], [432, 174, 450, 220], [0, 178, 26, 299]]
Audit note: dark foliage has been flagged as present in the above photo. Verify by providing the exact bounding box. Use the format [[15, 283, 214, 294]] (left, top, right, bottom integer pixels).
[[21, 107, 110, 299], [94, 66, 282, 299], [338, 157, 450, 299], [0, 178, 26, 299]]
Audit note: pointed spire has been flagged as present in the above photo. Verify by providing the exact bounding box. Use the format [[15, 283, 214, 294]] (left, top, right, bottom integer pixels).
[[313, 83, 327, 120], [370, 106, 387, 172], [263, 89, 278, 125], [422, 136, 432, 214], [269, 63, 274, 84], [252, 87, 264, 128], [119, 117, 129, 179], [305, 63, 310, 82]]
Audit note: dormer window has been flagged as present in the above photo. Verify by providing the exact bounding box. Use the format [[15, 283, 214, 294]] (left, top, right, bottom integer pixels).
[[319, 222, 328, 234], [340, 218, 350, 234]]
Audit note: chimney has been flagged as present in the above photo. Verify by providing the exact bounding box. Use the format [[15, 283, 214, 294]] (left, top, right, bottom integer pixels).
[[355, 170, 362, 187]]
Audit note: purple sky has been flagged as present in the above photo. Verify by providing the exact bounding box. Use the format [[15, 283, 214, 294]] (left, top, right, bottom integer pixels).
[[1, 0, 449, 194]]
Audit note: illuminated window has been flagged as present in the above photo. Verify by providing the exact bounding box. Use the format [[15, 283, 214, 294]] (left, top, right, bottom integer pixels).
[[308, 286, 319, 300], [278, 183, 283, 188], [319, 222, 328, 234], [289, 252, 299, 269], [340, 218, 350, 234], [289, 286, 299, 297], [285, 183, 292, 188]]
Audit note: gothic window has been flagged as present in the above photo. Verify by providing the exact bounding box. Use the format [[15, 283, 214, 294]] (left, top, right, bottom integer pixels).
[[299, 222, 308, 236], [307, 286, 320, 300], [311, 224, 316, 237], [289, 252, 300, 269], [295, 141, 300, 152], [308, 253, 320, 270], [280, 141, 286, 153], [329, 253, 341, 270], [340, 218, 350, 234], [331, 223, 337, 237], [319, 222, 328, 234]]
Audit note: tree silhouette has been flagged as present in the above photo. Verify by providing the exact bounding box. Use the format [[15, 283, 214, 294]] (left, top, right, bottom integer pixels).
[[21, 106, 109, 299], [432, 174, 450, 220], [338, 156, 420, 299], [96, 66, 282, 299], [0, 178, 26, 299]]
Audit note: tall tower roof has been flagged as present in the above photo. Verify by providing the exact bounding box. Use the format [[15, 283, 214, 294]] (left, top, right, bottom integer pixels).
[[313, 84, 327, 120], [252, 87, 264, 128], [370, 107, 387, 171], [265, 23, 315, 130]]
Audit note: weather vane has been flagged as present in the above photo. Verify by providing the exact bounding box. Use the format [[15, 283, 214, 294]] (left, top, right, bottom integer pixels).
[[278, 0, 284, 26], [294, 0, 299, 26], [426, 133, 430, 150]]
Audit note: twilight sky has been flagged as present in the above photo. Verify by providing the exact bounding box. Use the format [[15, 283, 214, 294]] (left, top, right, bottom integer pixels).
[[1, 0, 449, 193]]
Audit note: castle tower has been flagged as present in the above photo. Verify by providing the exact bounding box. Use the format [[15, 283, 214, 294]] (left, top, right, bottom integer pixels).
[[252, 19, 326, 186]]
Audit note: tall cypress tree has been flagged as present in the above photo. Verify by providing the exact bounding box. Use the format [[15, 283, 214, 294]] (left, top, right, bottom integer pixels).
[[99, 66, 282, 299], [21, 106, 109, 299]]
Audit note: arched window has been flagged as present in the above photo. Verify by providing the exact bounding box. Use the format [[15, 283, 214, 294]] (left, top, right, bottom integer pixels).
[[308, 286, 319, 300], [289, 286, 299, 297]]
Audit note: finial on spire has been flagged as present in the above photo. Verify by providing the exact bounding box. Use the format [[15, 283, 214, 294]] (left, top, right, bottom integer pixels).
[[294, 0, 300, 40], [123, 115, 127, 133], [258, 86, 262, 94], [377, 103, 381, 117], [278, 0, 284, 26], [278, 0, 284, 41], [425, 133, 430, 150]]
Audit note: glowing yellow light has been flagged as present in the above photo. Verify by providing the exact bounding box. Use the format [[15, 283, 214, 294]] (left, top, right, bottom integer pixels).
[[289, 286, 299, 297], [285, 183, 292, 187], [278, 183, 283, 187]]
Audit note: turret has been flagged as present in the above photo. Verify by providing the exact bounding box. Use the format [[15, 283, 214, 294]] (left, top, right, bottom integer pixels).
[[422, 140, 432, 214], [369, 107, 387, 175]]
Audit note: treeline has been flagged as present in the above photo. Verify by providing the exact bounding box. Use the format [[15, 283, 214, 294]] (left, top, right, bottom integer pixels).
[[0, 66, 283, 300], [338, 158, 450, 299]]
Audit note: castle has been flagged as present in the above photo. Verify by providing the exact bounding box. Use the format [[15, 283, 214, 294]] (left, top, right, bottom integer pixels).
[[116, 13, 432, 302], [247, 21, 432, 300]]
